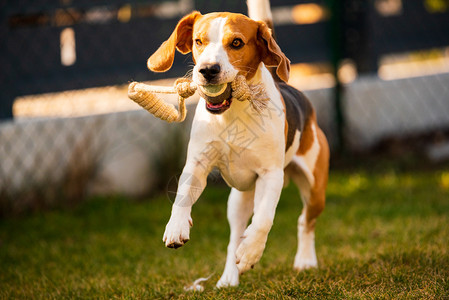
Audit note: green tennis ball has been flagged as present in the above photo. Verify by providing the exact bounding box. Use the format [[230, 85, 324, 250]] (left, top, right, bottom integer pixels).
[[198, 83, 232, 104], [202, 84, 226, 95]]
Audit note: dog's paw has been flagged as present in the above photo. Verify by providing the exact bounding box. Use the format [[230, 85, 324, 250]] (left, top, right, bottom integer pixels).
[[293, 233, 318, 271], [163, 216, 193, 249], [216, 265, 239, 288], [293, 253, 318, 271], [235, 227, 267, 274]]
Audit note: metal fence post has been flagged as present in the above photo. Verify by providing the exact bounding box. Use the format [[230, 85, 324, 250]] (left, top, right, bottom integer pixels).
[[0, 6, 14, 120], [326, 0, 345, 153]]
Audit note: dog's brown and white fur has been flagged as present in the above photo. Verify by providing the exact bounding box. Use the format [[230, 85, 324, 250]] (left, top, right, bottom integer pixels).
[[148, 0, 329, 288]]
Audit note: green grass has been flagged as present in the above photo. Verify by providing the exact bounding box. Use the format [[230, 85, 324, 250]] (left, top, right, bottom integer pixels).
[[1, 166, 449, 299]]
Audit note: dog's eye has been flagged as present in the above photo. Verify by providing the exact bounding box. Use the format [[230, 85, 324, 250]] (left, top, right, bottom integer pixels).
[[231, 38, 244, 49], [195, 39, 203, 46]]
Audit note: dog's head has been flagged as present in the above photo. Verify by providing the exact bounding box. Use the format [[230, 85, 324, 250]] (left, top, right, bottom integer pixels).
[[148, 11, 290, 114]]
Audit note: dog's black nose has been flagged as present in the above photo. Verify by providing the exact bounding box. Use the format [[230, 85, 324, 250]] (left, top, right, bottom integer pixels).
[[199, 64, 221, 82]]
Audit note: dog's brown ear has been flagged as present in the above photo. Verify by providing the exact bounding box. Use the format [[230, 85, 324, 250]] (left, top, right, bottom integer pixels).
[[257, 21, 290, 82], [148, 11, 202, 72]]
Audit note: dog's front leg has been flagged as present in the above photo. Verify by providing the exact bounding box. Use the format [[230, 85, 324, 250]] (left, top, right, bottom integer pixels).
[[235, 168, 284, 273], [216, 188, 255, 288], [163, 162, 208, 249]]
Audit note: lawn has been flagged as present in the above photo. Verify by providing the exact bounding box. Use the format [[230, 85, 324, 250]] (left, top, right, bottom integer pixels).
[[1, 164, 449, 299]]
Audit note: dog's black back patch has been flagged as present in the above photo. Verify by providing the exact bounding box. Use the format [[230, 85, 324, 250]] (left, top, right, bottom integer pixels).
[[277, 82, 313, 151]]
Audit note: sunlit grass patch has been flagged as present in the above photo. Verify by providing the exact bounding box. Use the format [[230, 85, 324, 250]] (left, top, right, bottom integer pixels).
[[1, 166, 448, 298]]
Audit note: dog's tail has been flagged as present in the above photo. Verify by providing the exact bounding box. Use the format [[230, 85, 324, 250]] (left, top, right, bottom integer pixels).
[[247, 0, 275, 34], [247, 0, 282, 81]]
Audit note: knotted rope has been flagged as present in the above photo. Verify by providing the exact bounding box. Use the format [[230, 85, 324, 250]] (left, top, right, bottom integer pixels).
[[128, 75, 268, 123]]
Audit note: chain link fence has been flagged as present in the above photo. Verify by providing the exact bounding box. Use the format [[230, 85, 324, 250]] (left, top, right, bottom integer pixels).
[[1, 0, 449, 214], [0, 108, 194, 215]]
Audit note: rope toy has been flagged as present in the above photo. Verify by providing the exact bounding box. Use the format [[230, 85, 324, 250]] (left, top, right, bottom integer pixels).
[[128, 75, 268, 123]]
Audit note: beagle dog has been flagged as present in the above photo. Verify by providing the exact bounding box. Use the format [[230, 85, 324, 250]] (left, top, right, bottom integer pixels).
[[148, 0, 329, 288]]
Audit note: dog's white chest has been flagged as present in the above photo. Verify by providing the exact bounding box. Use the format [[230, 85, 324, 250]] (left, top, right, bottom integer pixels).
[[190, 96, 285, 191], [215, 144, 259, 191]]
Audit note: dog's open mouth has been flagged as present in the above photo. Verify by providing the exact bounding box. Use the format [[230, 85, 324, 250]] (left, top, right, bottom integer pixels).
[[205, 97, 232, 114], [198, 83, 233, 114]]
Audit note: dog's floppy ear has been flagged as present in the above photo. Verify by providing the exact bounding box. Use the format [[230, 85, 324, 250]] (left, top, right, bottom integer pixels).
[[257, 21, 290, 82], [148, 11, 202, 72]]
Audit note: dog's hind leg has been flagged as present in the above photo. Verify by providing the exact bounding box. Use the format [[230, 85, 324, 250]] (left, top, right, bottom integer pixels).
[[216, 188, 254, 288], [286, 121, 329, 271]]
